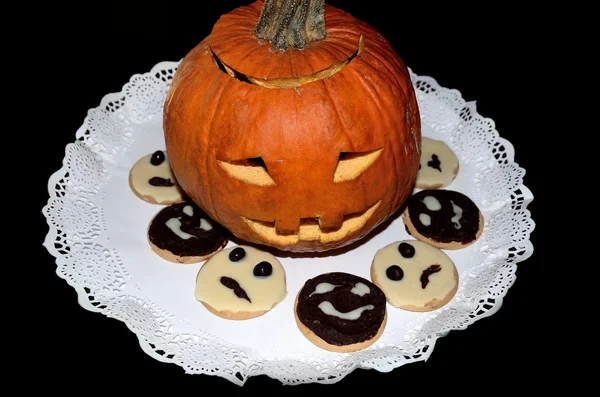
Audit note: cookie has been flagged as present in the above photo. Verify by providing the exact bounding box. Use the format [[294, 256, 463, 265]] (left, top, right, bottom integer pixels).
[[294, 272, 387, 353], [371, 240, 459, 312], [402, 189, 483, 249], [195, 245, 287, 320], [129, 150, 185, 205], [415, 137, 460, 189], [148, 201, 229, 264]]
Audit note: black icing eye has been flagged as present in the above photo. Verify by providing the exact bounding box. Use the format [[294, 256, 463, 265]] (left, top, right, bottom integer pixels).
[[253, 261, 273, 277], [398, 242, 415, 258], [229, 247, 246, 262], [386, 265, 404, 281], [150, 150, 166, 166]]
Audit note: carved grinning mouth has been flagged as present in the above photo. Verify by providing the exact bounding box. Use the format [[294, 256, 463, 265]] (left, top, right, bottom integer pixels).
[[242, 201, 381, 244]]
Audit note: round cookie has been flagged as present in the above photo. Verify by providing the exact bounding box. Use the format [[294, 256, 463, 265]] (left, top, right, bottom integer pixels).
[[402, 189, 484, 249], [195, 245, 287, 320], [371, 240, 459, 312], [148, 201, 229, 264], [415, 137, 460, 189], [294, 272, 387, 353], [129, 150, 185, 205]]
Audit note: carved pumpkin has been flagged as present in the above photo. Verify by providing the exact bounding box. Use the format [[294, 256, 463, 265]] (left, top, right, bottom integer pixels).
[[163, 0, 421, 253]]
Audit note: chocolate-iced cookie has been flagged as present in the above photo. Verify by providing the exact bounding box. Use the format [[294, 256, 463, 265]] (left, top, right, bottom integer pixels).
[[371, 240, 459, 312], [295, 272, 387, 353], [195, 245, 287, 320], [415, 138, 460, 189], [402, 189, 484, 249], [148, 201, 228, 264], [129, 150, 185, 205]]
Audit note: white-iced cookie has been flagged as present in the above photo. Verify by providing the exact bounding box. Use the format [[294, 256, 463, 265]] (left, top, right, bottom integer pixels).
[[416, 137, 459, 189], [129, 150, 185, 205], [371, 240, 458, 312], [195, 245, 287, 320]]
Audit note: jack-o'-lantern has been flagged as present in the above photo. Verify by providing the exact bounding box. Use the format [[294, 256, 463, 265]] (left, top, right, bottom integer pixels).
[[163, 0, 421, 253]]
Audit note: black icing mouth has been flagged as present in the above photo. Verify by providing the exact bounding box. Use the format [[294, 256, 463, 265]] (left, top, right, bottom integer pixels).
[[220, 276, 251, 303]]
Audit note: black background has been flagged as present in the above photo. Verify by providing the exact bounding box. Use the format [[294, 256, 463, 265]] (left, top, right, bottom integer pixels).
[[34, 0, 546, 392]]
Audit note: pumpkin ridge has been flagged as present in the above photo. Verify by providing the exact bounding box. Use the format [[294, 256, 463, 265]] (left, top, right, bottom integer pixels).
[[203, 45, 263, 224], [307, 42, 356, 153], [346, 56, 404, 208], [320, 35, 410, 100]]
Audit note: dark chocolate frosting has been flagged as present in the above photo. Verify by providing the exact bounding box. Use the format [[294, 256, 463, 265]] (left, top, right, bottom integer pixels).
[[148, 201, 229, 257], [296, 272, 386, 346], [407, 189, 480, 244]]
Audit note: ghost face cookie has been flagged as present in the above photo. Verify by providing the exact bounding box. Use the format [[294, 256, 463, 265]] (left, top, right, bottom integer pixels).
[[148, 201, 229, 264], [371, 240, 458, 312], [129, 150, 185, 205], [403, 189, 483, 249], [295, 272, 387, 353], [195, 246, 287, 320], [415, 138, 460, 189]]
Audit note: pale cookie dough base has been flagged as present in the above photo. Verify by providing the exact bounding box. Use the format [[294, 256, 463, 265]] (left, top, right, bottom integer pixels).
[[147, 235, 227, 264], [128, 169, 185, 205], [402, 208, 484, 250], [200, 301, 268, 320], [415, 162, 460, 189], [293, 291, 387, 353], [370, 262, 459, 312]]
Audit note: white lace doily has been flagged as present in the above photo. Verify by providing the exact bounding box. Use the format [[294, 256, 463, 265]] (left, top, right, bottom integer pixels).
[[42, 61, 535, 386]]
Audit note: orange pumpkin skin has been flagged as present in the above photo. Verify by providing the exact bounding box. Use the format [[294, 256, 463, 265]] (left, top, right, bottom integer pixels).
[[164, 0, 421, 253]]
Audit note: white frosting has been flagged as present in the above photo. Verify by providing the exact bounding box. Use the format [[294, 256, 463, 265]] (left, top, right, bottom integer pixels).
[[422, 196, 441, 211], [166, 217, 196, 240], [129, 152, 184, 204], [372, 240, 458, 308], [350, 282, 370, 297], [415, 138, 459, 188], [318, 301, 374, 320], [195, 245, 287, 312], [199, 218, 213, 231], [450, 201, 463, 229], [183, 205, 194, 216], [309, 282, 339, 297], [419, 213, 431, 226]]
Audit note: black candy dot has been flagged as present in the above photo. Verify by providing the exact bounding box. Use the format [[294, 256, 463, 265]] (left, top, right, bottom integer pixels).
[[386, 265, 404, 281], [253, 261, 273, 277], [150, 150, 166, 166], [398, 242, 415, 258], [229, 247, 246, 262]]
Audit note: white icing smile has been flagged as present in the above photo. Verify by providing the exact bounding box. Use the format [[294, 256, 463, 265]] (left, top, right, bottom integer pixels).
[[318, 301, 374, 320], [166, 216, 213, 239], [166, 218, 196, 240], [450, 200, 463, 229]]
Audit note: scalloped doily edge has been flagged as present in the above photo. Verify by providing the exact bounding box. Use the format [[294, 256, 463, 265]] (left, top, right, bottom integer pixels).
[[42, 60, 535, 386]]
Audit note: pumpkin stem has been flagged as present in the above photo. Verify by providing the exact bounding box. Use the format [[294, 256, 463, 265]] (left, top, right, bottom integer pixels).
[[254, 0, 327, 51]]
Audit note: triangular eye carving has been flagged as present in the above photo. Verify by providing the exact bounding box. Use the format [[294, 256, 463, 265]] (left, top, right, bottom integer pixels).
[[218, 157, 276, 186], [333, 149, 383, 183]]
